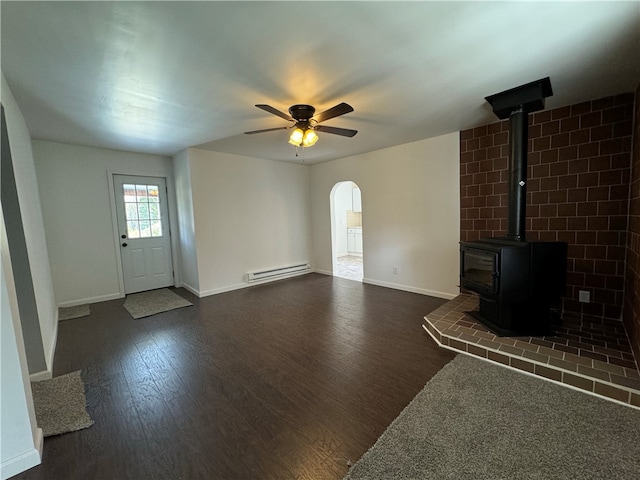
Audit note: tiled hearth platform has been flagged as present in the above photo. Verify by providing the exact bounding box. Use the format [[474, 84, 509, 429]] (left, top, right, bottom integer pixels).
[[423, 294, 640, 408]]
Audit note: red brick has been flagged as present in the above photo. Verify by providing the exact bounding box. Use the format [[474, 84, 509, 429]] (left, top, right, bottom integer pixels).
[[591, 124, 613, 141], [578, 143, 599, 158], [473, 125, 487, 138], [568, 158, 589, 174], [533, 110, 552, 124], [612, 153, 630, 169], [461, 151, 474, 164], [540, 149, 559, 164], [559, 146, 578, 160], [558, 203, 577, 217], [542, 121, 560, 136], [578, 172, 599, 187], [550, 161, 569, 176], [561, 116, 580, 132], [460, 129, 474, 141], [550, 133, 570, 148], [587, 216, 609, 231], [487, 122, 502, 135], [577, 231, 597, 245], [568, 188, 588, 202], [533, 136, 551, 151], [549, 190, 567, 204], [600, 170, 623, 186], [598, 200, 624, 216], [587, 186, 610, 201], [559, 174, 577, 189], [540, 204, 558, 217], [494, 132, 508, 146], [603, 105, 631, 124], [600, 138, 626, 155], [592, 96, 615, 110], [570, 129, 590, 145], [577, 202, 598, 216], [613, 120, 632, 137], [480, 135, 494, 149], [589, 156, 612, 172], [610, 216, 628, 231], [568, 217, 587, 231], [549, 217, 567, 231], [571, 101, 592, 116], [541, 177, 559, 191], [552, 106, 571, 120], [531, 191, 549, 205], [581, 111, 602, 128]]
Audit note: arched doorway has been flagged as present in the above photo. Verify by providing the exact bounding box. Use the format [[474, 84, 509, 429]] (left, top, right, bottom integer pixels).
[[330, 181, 363, 281]]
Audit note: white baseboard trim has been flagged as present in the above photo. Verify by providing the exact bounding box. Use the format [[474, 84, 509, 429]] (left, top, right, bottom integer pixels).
[[313, 269, 332, 276], [362, 278, 458, 300], [179, 282, 200, 297], [1, 432, 42, 480], [189, 271, 314, 298], [29, 370, 52, 382], [57, 292, 123, 309], [197, 282, 247, 298]]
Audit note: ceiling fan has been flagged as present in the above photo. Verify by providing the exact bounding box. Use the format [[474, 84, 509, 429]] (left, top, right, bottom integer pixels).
[[244, 102, 358, 147]]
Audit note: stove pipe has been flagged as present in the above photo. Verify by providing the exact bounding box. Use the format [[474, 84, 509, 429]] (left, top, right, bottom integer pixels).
[[485, 77, 553, 242], [507, 108, 527, 240]]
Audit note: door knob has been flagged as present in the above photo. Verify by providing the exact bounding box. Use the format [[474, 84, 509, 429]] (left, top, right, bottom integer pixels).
[[121, 234, 127, 239], [122, 243, 128, 247]]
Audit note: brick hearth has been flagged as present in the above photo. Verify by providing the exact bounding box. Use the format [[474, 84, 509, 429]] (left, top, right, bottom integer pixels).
[[423, 294, 640, 408]]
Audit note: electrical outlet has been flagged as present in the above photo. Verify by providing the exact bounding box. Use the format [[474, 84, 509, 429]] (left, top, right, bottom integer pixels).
[[578, 290, 591, 303], [393, 266, 398, 275]]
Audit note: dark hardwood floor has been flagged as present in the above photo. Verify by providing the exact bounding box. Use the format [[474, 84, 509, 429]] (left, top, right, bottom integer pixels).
[[16, 273, 456, 480]]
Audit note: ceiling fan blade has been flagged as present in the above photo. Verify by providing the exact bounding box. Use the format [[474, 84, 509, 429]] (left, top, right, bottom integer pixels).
[[244, 126, 290, 135], [255, 104, 294, 121], [313, 102, 354, 123], [315, 125, 358, 137]]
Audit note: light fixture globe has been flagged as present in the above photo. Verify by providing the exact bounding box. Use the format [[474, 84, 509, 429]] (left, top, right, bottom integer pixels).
[[302, 129, 318, 147], [288, 127, 304, 146]]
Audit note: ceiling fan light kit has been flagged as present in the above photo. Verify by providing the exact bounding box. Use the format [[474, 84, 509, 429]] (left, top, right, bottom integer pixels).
[[245, 102, 357, 150]]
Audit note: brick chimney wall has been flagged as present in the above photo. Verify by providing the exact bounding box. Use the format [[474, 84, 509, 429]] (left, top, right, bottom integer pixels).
[[624, 84, 640, 363], [460, 93, 635, 322]]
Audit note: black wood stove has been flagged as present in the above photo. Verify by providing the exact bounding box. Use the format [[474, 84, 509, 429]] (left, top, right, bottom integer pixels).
[[460, 78, 567, 336]]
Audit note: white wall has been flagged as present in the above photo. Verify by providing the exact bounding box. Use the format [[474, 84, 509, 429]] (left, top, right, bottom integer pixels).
[[310, 132, 460, 299], [1, 207, 42, 479], [32, 140, 173, 306], [0, 76, 43, 477], [178, 148, 312, 296], [2, 75, 58, 376], [172, 149, 199, 292]]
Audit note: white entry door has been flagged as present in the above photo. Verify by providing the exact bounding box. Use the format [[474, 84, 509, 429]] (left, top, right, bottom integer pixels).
[[114, 175, 174, 294]]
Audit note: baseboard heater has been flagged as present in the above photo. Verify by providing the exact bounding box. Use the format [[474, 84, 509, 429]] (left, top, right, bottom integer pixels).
[[247, 263, 310, 282]]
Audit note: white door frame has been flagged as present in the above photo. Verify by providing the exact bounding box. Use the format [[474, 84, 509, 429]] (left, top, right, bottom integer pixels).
[[329, 180, 364, 278], [107, 170, 181, 297]]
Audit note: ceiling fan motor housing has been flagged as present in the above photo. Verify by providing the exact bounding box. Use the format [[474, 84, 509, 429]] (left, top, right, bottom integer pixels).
[[289, 104, 316, 121]]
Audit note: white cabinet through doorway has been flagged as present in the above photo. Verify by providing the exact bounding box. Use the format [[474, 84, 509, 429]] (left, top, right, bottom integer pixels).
[[347, 227, 363, 254]]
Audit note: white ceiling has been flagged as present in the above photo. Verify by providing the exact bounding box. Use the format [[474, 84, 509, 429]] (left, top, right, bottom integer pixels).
[[2, 1, 639, 164]]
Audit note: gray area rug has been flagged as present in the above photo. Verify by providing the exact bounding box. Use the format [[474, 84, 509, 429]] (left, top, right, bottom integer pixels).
[[58, 304, 90, 321], [344, 355, 640, 480], [31, 370, 93, 437], [123, 288, 192, 319]]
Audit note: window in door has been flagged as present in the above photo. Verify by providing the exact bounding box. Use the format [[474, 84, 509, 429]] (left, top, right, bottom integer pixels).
[[122, 183, 163, 239]]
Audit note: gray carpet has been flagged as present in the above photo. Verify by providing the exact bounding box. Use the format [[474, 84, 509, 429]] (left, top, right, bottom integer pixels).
[[344, 355, 640, 480], [31, 370, 94, 437], [58, 304, 90, 321], [123, 288, 192, 319]]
